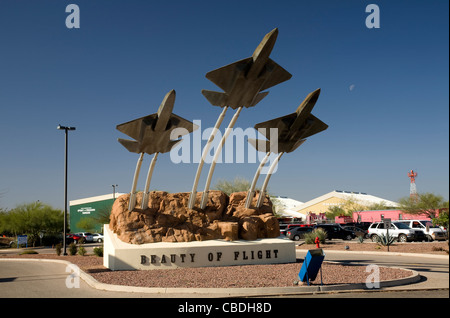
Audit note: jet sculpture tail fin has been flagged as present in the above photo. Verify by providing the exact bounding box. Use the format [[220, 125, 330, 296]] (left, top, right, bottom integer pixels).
[[250, 91, 269, 107], [201, 90, 229, 107], [118, 138, 140, 153], [202, 90, 269, 109]]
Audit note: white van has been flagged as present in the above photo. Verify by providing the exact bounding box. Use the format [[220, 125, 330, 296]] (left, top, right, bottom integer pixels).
[[396, 220, 447, 241]]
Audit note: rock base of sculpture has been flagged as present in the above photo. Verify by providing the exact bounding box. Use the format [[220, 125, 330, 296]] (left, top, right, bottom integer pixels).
[[109, 191, 280, 244], [103, 225, 296, 270]]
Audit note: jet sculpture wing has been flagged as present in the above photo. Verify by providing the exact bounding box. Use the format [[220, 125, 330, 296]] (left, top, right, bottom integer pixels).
[[116, 114, 158, 141], [299, 114, 329, 139], [201, 90, 269, 108], [205, 57, 252, 93], [116, 112, 198, 155], [258, 58, 292, 91], [205, 58, 291, 93], [254, 113, 328, 140], [116, 113, 196, 140], [248, 138, 306, 154], [253, 113, 296, 139], [118, 136, 183, 155]]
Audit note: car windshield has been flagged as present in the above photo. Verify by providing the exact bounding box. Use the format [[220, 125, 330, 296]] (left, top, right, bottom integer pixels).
[[393, 222, 410, 229], [420, 221, 438, 228]]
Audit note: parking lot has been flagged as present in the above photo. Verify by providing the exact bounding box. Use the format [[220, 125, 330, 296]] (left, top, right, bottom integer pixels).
[[281, 222, 448, 244]]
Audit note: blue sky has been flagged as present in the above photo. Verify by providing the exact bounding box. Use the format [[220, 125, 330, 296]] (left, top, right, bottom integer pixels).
[[0, 0, 448, 210]]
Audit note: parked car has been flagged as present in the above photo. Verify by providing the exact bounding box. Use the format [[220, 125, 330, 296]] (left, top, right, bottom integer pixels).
[[368, 221, 426, 242], [92, 233, 104, 243], [396, 220, 447, 241], [75, 232, 93, 242], [279, 224, 311, 236], [313, 224, 356, 240], [286, 227, 313, 241], [66, 233, 83, 244], [342, 225, 368, 239]]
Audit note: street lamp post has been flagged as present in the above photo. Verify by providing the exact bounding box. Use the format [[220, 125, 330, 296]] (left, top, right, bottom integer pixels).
[[57, 124, 76, 256]]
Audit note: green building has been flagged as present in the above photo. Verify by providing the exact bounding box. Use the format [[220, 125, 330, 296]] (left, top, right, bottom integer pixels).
[[69, 193, 124, 233]]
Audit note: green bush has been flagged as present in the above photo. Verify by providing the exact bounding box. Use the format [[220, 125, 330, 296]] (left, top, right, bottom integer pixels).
[[78, 246, 87, 256], [304, 228, 327, 244], [93, 246, 103, 257], [68, 242, 78, 255], [20, 250, 38, 255]]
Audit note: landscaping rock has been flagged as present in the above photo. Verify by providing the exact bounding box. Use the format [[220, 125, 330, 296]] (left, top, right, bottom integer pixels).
[[109, 191, 280, 244]]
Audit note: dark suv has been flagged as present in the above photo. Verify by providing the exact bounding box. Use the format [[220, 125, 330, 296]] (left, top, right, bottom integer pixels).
[[313, 224, 356, 240]]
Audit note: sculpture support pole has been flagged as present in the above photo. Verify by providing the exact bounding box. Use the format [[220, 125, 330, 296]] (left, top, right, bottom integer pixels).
[[200, 107, 243, 210], [128, 152, 144, 211], [256, 152, 284, 208], [141, 152, 159, 210], [188, 106, 228, 209], [244, 152, 271, 208]]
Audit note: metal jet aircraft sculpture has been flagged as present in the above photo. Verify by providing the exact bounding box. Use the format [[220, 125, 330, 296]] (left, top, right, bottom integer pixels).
[[188, 28, 292, 210], [245, 88, 328, 208], [117, 90, 198, 211], [201, 28, 292, 109]]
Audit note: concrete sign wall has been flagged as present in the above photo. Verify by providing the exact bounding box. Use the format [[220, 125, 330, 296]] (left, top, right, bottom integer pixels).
[[103, 225, 296, 271]]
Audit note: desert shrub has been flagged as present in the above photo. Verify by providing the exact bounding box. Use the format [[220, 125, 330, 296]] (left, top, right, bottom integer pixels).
[[432, 246, 449, 254], [20, 250, 38, 255], [55, 243, 62, 256], [68, 242, 77, 255], [78, 246, 87, 256], [304, 228, 327, 244], [93, 246, 103, 257], [378, 233, 395, 246]]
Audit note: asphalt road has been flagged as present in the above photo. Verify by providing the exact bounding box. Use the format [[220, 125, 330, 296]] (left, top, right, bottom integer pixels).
[[0, 259, 156, 298]]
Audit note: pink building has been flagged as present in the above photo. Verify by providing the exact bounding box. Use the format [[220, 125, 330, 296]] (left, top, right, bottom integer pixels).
[[353, 210, 431, 223]]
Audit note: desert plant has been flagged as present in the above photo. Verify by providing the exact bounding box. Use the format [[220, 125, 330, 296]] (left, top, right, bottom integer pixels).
[[378, 233, 395, 246], [93, 246, 103, 257], [214, 177, 251, 195], [357, 235, 365, 243], [55, 243, 62, 256], [20, 250, 38, 255], [68, 242, 77, 255], [304, 228, 327, 244], [78, 246, 87, 256]]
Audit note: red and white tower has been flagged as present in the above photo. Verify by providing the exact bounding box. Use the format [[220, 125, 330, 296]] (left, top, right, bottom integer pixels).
[[407, 169, 418, 199]]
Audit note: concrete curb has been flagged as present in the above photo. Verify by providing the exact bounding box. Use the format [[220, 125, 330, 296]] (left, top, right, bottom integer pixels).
[[0, 258, 423, 297], [300, 249, 449, 259]]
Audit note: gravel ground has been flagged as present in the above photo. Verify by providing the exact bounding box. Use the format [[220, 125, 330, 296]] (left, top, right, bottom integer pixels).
[[0, 253, 413, 288], [4, 240, 444, 288]]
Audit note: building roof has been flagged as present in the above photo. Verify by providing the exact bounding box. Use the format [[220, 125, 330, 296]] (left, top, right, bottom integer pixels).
[[70, 193, 126, 206], [294, 190, 399, 212], [271, 196, 306, 218]]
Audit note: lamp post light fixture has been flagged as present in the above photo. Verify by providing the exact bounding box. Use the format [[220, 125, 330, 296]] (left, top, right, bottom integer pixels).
[[112, 184, 118, 200], [57, 124, 76, 256]]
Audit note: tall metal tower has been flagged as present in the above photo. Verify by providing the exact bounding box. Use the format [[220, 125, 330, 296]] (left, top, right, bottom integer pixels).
[[407, 169, 418, 199]]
